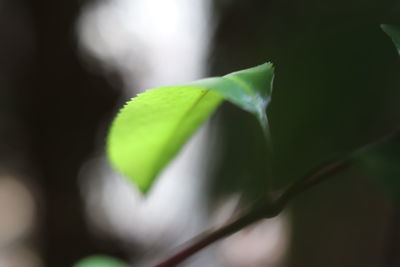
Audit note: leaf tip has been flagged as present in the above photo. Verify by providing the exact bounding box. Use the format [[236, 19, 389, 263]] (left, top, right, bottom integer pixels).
[[136, 177, 153, 194]]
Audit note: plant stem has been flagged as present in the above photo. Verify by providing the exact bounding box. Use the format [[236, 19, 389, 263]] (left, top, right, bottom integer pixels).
[[259, 111, 270, 140], [154, 204, 278, 267], [258, 110, 274, 153], [154, 160, 350, 267], [154, 129, 399, 267]]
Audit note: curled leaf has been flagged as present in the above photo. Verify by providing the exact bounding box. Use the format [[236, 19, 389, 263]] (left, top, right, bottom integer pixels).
[[107, 63, 274, 193]]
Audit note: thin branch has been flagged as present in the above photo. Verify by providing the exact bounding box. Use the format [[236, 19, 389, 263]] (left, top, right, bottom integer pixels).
[[154, 160, 349, 267], [154, 129, 399, 267]]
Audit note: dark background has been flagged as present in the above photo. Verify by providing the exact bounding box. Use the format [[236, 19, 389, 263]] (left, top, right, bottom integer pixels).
[[1, 0, 400, 266]]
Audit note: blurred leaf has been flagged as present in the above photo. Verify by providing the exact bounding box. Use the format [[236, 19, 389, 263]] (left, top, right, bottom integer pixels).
[[73, 255, 129, 267], [107, 63, 274, 193], [355, 24, 400, 199], [381, 24, 400, 54], [357, 138, 400, 199]]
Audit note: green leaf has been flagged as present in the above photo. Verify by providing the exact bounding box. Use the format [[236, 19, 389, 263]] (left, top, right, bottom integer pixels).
[[381, 24, 400, 55], [107, 63, 274, 193], [107, 86, 222, 193], [357, 139, 400, 200], [73, 255, 129, 267]]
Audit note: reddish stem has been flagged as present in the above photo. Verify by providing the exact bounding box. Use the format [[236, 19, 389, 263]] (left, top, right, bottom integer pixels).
[[154, 129, 399, 267]]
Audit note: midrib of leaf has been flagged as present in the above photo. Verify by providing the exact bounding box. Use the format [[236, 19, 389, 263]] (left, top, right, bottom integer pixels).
[[149, 89, 215, 187], [158, 89, 209, 152], [223, 75, 254, 96]]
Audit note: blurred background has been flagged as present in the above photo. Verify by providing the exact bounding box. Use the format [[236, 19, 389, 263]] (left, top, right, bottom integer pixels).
[[1, 0, 400, 266]]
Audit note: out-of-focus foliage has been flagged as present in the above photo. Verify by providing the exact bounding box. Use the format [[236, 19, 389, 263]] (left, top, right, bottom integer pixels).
[[358, 139, 400, 200], [355, 24, 400, 201], [209, 15, 400, 203], [382, 24, 400, 54], [107, 63, 274, 192], [269, 24, 400, 188], [73, 255, 129, 267]]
